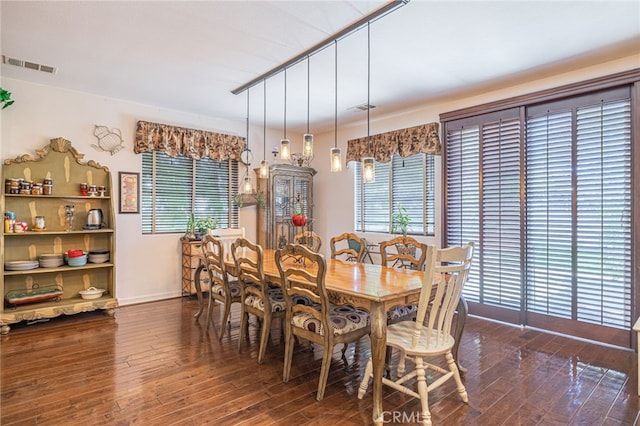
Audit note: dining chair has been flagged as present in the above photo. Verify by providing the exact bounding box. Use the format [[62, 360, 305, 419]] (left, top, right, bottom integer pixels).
[[294, 230, 322, 252], [209, 227, 245, 263], [201, 234, 242, 339], [232, 237, 287, 364], [358, 242, 475, 426], [379, 235, 429, 323], [330, 232, 365, 262], [275, 243, 370, 401]]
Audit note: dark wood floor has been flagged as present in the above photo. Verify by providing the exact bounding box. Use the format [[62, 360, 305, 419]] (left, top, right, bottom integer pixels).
[[1, 297, 639, 425]]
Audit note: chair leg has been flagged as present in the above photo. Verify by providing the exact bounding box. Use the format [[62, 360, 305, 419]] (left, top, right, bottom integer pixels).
[[357, 357, 373, 399], [341, 342, 349, 358], [414, 358, 432, 426], [397, 349, 407, 377], [446, 351, 468, 403], [205, 296, 215, 333], [282, 325, 295, 383], [219, 301, 231, 341], [257, 314, 271, 364], [238, 306, 247, 351], [316, 343, 334, 401]]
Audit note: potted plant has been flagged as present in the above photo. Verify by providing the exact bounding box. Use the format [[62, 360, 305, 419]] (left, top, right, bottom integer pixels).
[[291, 195, 306, 226], [194, 216, 218, 239], [0, 88, 14, 110], [392, 203, 410, 237]]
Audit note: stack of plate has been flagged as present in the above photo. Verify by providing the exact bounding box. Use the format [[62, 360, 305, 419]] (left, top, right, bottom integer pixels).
[[65, 251, 88, 267], [38, 253, 64, 268], [88, 250, 110, 264], [5, 260, 39, 271]]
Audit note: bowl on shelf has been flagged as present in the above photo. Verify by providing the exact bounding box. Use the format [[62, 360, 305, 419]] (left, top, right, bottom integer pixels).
[[78, 287, 106, 300], [65, 251, 87, 267], [38, 253, 64, 268], [88, 250, 110, 264]]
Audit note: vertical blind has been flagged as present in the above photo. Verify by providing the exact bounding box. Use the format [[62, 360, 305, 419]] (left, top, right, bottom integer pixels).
[[141, 151, 238, 234], [444, 86, 633, 346], [355, 154, 435, 235]]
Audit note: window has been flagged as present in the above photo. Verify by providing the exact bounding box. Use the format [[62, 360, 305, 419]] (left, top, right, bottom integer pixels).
[[442, 77, 636, 347], [141, 151, 238, 234], [354, 153, 435, 235]]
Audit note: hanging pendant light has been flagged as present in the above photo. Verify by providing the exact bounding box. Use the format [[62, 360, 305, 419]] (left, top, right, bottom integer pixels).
[[362, 22, 375, 183], [302, 56, 314, 158], [280, 68, 291, 161], [259, 79, 269, 179], [243, 89, 253, 194], [330, 40, 342, 173]]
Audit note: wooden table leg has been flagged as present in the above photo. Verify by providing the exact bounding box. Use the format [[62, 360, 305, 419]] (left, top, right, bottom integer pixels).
[[369, 302, 386, 426], [193, 262, 205, 321], [453, 296, 468, 376]]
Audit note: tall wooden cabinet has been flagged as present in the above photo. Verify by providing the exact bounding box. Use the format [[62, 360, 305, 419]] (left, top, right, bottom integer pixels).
[[256, 164, 316, 249], [1, 138, 117, 334]]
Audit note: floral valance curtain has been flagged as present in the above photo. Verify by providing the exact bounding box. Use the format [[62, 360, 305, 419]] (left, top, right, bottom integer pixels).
[[346, 122, 441, 163], [134, 120, 245, 161]]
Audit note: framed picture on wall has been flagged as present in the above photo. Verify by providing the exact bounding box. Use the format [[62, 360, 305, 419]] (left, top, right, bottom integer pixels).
[[119, 172, 140, 214]]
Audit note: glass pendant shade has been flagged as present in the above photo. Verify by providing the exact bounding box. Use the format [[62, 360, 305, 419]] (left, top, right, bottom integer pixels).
[[330, 147, 342, 172], [280, 138, 291, 161], [362, 157, 375, 183], [259, 160, 269, 179], [303, 134, 314, 157], [243, 176, 253, 194]]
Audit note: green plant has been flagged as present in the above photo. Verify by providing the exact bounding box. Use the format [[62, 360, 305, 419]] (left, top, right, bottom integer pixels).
[[194, 216, 218, 232], [1, 88, 14, 110], [392, 203, 410, 237], [233, 192, 266, 208]]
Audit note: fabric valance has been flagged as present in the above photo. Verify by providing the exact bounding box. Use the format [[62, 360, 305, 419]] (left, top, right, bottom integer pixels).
[[134, 120, 245, 161], [346, 122, 441, 163]]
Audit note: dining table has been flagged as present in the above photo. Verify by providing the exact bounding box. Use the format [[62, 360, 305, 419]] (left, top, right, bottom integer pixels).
[[193, 247, 468, 425]]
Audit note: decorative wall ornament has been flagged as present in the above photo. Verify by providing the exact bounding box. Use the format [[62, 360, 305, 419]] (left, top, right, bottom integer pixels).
[[92, 125, 125, 155], [134, 120, 245, 161], [346, 122, 442, 164]]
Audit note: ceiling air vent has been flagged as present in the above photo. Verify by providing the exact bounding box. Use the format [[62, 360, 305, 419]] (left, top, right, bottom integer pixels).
[[2, 55, 57, 75], [348, 103, 376, 112]]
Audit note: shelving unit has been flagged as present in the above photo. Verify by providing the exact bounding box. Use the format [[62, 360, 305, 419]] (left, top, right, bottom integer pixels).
[[256, 164, 315, 250], [1, 138, 117, 334]]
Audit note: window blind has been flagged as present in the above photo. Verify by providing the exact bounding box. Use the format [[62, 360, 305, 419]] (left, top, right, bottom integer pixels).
[[354, 154, 435, 235], [141, 151, 238, 234]]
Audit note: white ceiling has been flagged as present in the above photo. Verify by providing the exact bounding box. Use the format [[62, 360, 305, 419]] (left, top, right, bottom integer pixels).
[[1, 1, 639, 135]]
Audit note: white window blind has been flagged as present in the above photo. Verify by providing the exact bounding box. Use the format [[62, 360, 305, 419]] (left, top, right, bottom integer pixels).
[[355, 154, 435, 235], [141, 151, 238, 234]]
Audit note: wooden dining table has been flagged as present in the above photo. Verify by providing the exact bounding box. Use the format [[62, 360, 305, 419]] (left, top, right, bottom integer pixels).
[[193, 248, 467, 425]]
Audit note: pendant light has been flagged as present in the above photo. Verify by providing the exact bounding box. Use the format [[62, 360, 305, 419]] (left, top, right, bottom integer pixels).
[[259, 79, 269, 179], [302, 56, 314, 158], [243, 88, 253, 194], [280, 68, 291, 161], [330, 40, 342, 173], [362, 22, 375, 183]]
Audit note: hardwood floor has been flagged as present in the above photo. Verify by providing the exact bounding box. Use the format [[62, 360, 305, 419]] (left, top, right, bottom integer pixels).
[[1, 297, 638, 425]]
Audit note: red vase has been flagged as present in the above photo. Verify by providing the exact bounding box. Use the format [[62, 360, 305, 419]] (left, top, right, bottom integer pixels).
[[291, 214, 307, 226]]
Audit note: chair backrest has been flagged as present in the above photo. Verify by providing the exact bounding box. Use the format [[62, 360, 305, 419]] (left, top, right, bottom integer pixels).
[[231, 237, 267, 304], [275, 243, 328, 330], [201, 234, 230, 296], [209, 227, 245, 262], [413, 242, 475, 349], [379, 236, 428, 270], [294, 231, 322, 252], [330, 232, 365, 262]]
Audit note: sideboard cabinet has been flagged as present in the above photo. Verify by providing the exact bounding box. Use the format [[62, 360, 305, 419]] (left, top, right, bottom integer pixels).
[[1, 138, 117, 334], [181, 238, 210, 295], [256, 164, 316, 249]]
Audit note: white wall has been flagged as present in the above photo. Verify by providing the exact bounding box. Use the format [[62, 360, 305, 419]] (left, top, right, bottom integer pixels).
[[2, 53, 637, 305]]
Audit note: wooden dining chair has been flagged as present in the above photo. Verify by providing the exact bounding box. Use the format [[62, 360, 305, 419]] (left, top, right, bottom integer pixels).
[[275, 243, 370, 401], [294, 230, 322, 252], [330, 232, 365, 262], [358, 242, 475, 426], [232, 237, 287, 364], [201, 234, 242, 340], [380, 235, 429, 323]]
